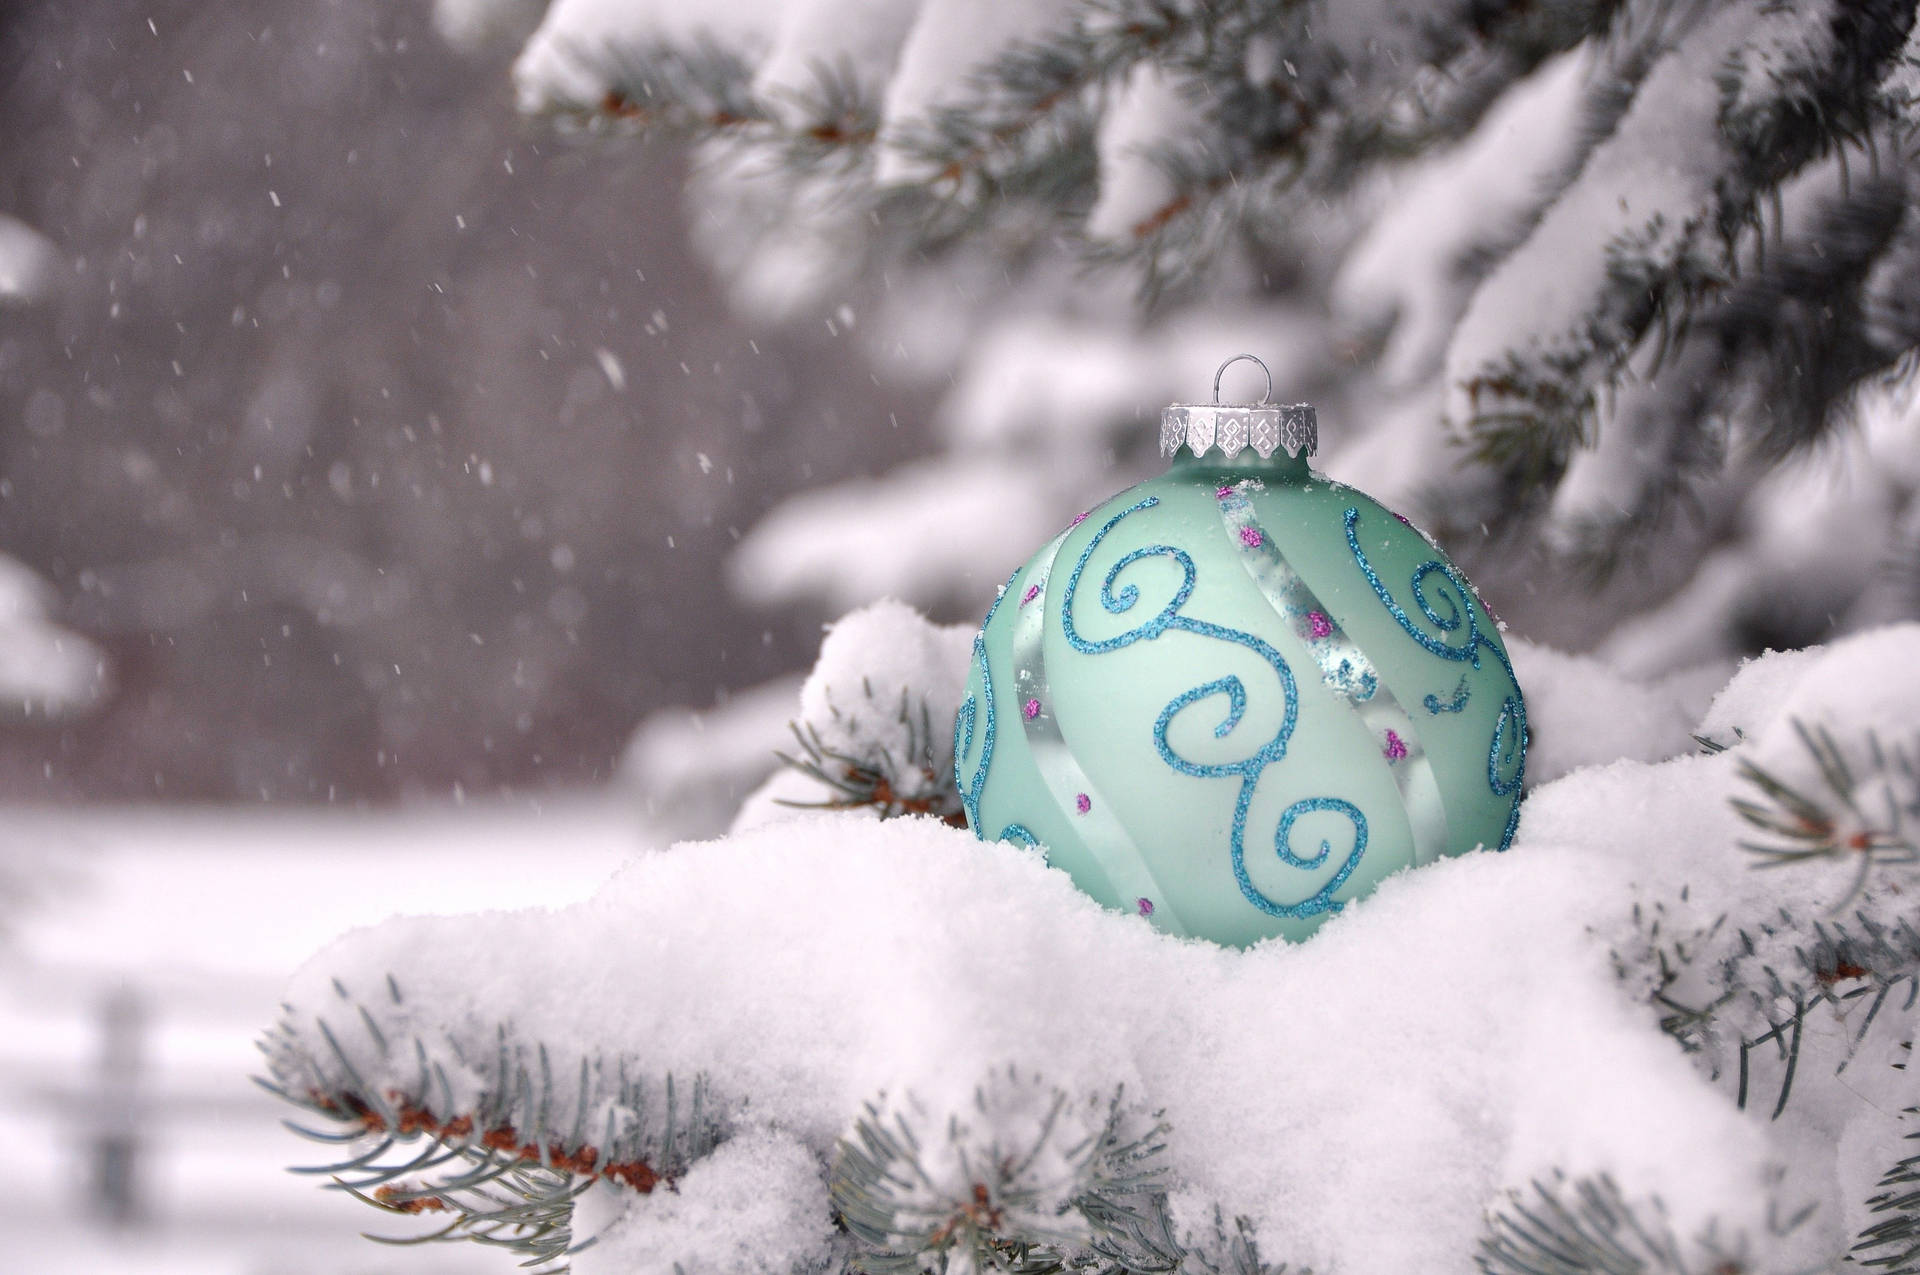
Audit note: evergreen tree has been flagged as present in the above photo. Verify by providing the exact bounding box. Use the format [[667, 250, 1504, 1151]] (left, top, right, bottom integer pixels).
[[258, 4, 1920, 1273], [481, 0, 1920, 668]]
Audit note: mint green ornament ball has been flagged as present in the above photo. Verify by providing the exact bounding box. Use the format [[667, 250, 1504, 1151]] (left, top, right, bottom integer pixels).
[[953, 359, 1527, 947]]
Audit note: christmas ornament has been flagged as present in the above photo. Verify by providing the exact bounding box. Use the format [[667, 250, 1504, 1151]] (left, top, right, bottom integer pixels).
[[953, 356, 1527, 947]]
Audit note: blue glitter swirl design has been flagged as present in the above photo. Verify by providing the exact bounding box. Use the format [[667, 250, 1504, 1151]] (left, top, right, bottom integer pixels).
[[954, 571, 1019, 831], [1247, 798, 1369, 917], [999, 823, 1041, 851], [1424, 676, 1471, 715], [1344, 508, 1527, 849], [1061, 497, 1360, 919]]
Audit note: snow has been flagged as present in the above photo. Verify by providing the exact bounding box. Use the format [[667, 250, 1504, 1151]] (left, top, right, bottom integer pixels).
[[575, 1128, 835, 1275], [1505, 636, 1728, 783], [510, 0, 1076, 190], [872, 0, 1079, 185], [1599, 392, 1907, 678], [683, 140, 874, 319], [1333, 46, 1593, 388], [1513, 627, 1920, 1263], [1084, 64, 1191, 244], [0, 554, 108, 718], [273, 809, 1770, 1273], [1441, 5, 1745, 429], [727, 456, 1062, 612], [731, 601, 972, 832], [513, 0, 780, 113], [260, 616, 1920, 1272], [1709, 625, 1920, 777], [625, 603, 974, 839], [622, 674, 805, 836], [795, 600, 973, 781], [752, 0, 922, 128], [0, 214, 58, 306], [1695, 643, 1831, 749]]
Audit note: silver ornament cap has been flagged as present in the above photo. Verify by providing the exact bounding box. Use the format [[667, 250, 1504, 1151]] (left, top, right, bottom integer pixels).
[[1160, 353, 1316, 461]]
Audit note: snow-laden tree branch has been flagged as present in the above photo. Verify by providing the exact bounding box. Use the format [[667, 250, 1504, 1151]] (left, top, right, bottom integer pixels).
[[437, 0, 1920, 677]]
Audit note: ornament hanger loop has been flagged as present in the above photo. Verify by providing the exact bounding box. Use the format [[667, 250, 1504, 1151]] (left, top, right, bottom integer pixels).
[[1161, 355, 1315, 462], [1213, 354, 1273, 406]]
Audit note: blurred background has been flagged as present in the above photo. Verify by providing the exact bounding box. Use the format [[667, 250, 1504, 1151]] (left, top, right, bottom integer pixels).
[[0, 0, 939, 807], [8, 0, 1920, 1268], [0, 1, 930, 1269]]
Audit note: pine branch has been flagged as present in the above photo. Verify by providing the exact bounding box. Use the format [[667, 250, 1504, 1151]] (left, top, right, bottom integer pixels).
[[1476, 1171, 1805, 1275], [257, 975, 725, 1272], [887, 0, 1189, 200], [1089, 1200, 1304, 1275], [829, 1070, 1172, 1275], [1102, 0, 1611, 296], [1458, 0, 1919, 482], [775, 683, 966, 825], [1732, 720, 1920, 912], [1636, 901, 1920, 1119], [1729, 909, 1920, 1118], [1855, 1112, 1920, 1272], [1613, 722, 1920, 1118], [546, 35, 765, 137], [1547, 147, 1911, 574], [541, 3, 1192, 228], [525, 0, 1614, 302]]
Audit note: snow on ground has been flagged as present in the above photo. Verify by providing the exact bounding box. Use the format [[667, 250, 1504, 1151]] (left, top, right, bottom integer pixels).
[[0, 799, 644, 1273]]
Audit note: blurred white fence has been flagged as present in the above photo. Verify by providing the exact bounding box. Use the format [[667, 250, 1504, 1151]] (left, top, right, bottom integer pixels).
[[0, 802, 640, 1273]]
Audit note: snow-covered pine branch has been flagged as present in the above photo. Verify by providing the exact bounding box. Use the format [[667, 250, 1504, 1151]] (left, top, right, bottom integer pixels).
[[439, 0, 1920, 671], [1447, 0, 1915, 494]]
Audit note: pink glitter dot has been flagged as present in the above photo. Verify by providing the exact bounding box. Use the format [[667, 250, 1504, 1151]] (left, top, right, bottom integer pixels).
[[1020, 584, 1040, 606], [1137, 897, 1155, 917], [1075, 793, 1091, 814], [1384, 730, 1408, 761], [1238, 526, 1263, 548], [1070, 511, 1089, 526], [1023, 698, 1041, 720], [1394, 513, 1412, 526], [1308, 610, 1333, 639], [1215, 485, 1233, 499]]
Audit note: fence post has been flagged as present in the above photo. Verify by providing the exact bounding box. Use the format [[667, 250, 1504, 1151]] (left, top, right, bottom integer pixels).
[[88, 983, 146, 1225]]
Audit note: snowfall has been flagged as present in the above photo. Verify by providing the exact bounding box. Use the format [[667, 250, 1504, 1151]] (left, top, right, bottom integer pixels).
[[11, 0, 1920, 1271], [247, 602, 1920, 1275]]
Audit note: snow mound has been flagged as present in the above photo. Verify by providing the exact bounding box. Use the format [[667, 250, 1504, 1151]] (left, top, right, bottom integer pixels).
[[732, 600, 973, 833], [279, 811, 1775, 1272], [272, 625, 1920, 1272], [278, 822, 1761, 1272], [1507, 636, 1728, 783], [796, 598, 974, 780], [1699, 625, 1920, 765]]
